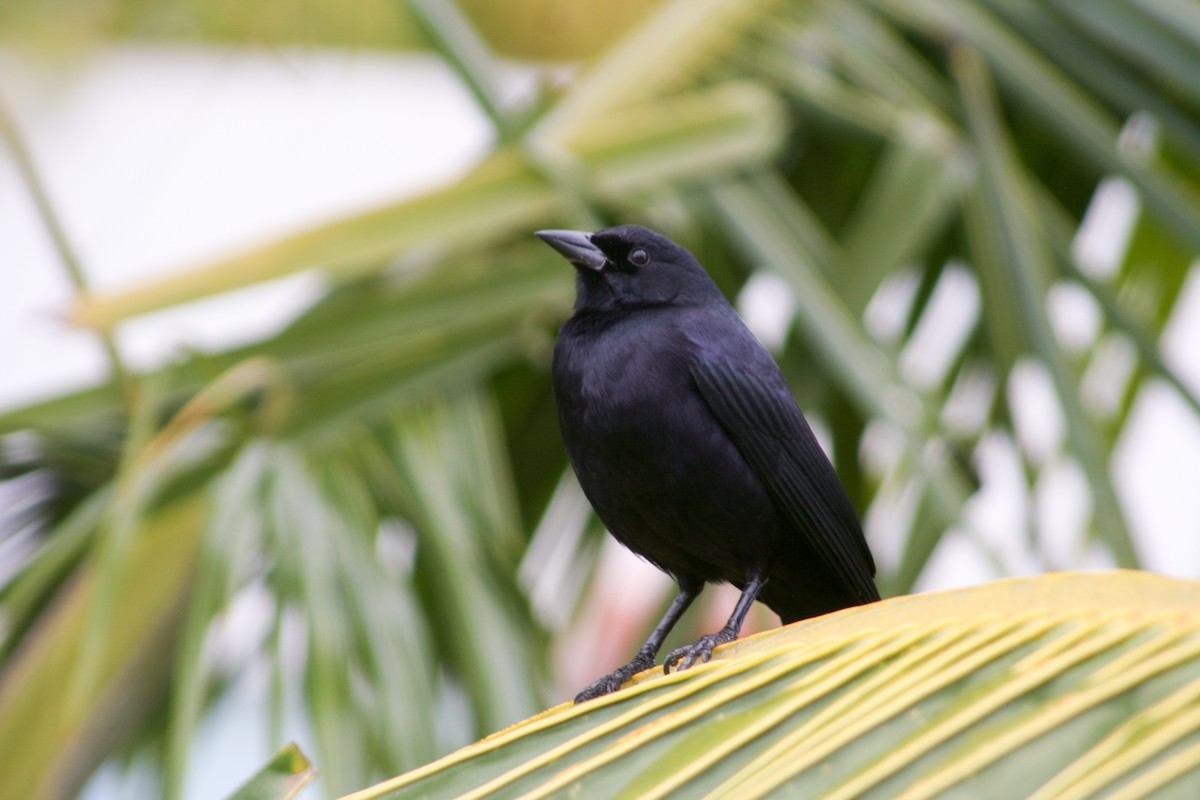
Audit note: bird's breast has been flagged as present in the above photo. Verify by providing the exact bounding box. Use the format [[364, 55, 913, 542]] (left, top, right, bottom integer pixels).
[[553, 318, 693, 437], [552, 316, 778, 580]]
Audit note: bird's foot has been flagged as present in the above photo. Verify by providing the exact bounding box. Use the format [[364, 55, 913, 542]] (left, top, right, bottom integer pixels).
[[663, 629, 737, 674], [574, 652, 657, 703]]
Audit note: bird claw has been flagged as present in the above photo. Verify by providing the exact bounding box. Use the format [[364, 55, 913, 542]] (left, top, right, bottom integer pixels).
[[663, 630, 735, 674], [574, 652, 657, 703]]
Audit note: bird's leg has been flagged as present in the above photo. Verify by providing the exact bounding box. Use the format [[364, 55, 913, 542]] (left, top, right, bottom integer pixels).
[[663, 574, 766, 674], [574, 579, 702, 703]]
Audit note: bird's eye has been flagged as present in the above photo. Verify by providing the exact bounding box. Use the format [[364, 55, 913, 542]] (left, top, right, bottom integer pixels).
[[628, 248, 649, 266]]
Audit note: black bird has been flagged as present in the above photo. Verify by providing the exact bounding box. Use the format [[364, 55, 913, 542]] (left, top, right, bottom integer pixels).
[[537, 225, 879, 703]]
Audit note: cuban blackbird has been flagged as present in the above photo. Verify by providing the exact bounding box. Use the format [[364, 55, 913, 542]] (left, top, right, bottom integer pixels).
[[537, 225, 879, 703]]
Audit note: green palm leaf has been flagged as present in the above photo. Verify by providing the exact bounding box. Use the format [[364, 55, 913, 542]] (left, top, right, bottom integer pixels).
[[225, 744, 316, 800], [346, 572, 1200, 799]]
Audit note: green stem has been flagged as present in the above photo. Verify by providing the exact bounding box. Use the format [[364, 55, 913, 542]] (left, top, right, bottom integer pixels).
[[402, 0, 603, 229], [952, 45, 1141, 567], [0, 95, 134, 409], [1035, 188, 1200, 422], [404, 0, 518, 140]]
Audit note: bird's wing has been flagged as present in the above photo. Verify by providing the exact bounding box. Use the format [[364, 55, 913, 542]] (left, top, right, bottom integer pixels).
[[691, 357, 878, 603]]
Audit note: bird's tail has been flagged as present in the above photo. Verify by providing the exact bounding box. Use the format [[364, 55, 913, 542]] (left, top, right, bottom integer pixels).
[[759, 570, 879, 625]]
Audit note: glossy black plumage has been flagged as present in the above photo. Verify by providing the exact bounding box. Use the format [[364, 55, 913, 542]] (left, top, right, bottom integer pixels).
[[538, 225, 879, 702]]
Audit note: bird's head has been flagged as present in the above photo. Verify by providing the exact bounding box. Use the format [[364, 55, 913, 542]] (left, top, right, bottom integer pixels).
[[536, 225, 722, 313]]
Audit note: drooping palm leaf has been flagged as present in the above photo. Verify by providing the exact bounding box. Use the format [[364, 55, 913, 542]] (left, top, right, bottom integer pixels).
[[341, 572, 1200, 800]]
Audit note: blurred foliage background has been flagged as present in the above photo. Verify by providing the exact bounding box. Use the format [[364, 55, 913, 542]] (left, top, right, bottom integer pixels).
[[1, 0, 1199, 797]]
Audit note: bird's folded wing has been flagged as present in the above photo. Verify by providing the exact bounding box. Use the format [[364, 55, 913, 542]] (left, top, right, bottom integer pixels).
[[691, 358, 878, 603]]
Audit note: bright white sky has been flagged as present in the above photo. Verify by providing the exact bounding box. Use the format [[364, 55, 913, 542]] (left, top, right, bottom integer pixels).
[[2, 45, 1200, 798], [0, 46, 498, 407]]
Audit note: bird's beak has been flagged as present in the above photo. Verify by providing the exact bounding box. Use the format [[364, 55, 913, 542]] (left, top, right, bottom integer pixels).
[[535, 229, 608, 271]]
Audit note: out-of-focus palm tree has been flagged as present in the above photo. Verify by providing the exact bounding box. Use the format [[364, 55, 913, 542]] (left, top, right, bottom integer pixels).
[[1, 0, 1199, 796]]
